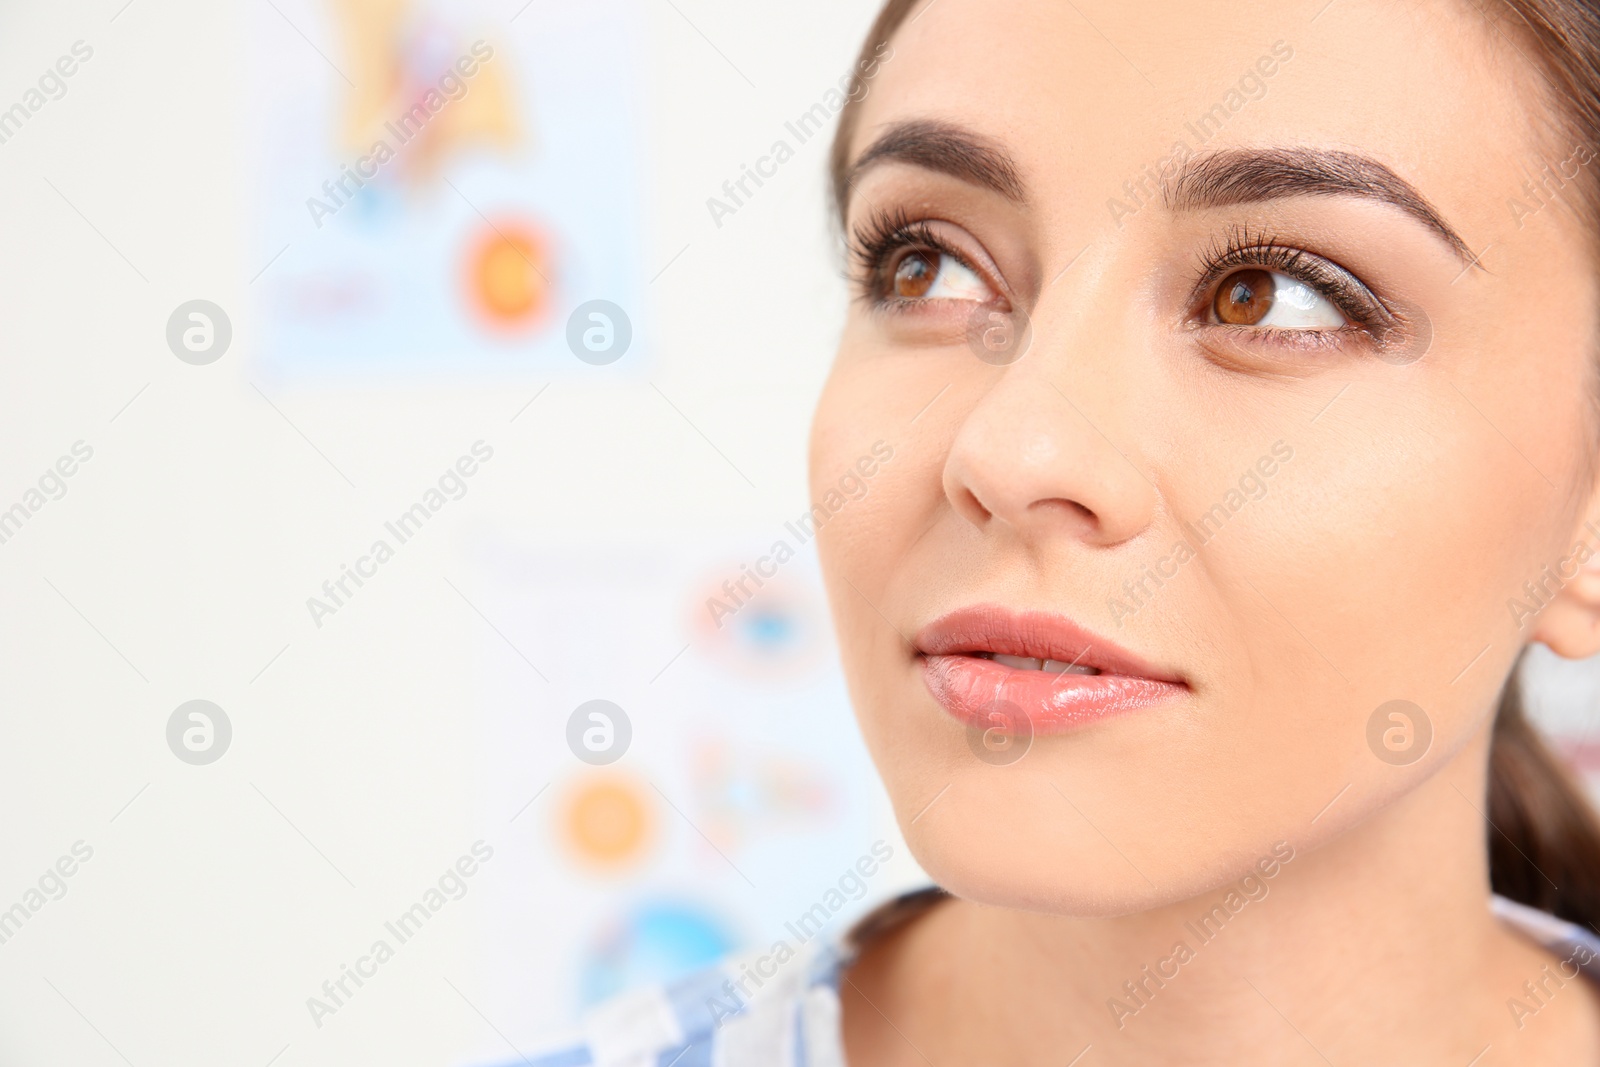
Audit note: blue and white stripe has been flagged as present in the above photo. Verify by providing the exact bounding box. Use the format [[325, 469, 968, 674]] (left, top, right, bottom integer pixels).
[[520, 934, 851, 1067]]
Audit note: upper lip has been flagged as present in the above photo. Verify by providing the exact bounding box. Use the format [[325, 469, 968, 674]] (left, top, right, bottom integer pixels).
[[914, 605, 1186, 685]]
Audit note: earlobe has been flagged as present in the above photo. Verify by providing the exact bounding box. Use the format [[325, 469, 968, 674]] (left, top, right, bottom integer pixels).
[[1530, 540, 1600, 659]]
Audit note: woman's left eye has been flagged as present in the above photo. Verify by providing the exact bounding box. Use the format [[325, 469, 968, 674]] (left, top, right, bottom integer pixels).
[[891, 250, 991, 302], [1211, 268, 1346, 329]]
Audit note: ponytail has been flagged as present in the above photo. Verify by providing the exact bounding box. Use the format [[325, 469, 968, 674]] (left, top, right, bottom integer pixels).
[[1488, 652, 1600, 933]]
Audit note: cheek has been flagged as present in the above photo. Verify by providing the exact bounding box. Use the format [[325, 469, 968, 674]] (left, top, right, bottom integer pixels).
[[810, 343, 954, 587], [1178, 376, 1580, 786], [810, 361, 890, 658], [810, 346, 966, 768]]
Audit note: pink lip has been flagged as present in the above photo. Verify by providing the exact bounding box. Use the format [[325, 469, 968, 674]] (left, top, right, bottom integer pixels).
[[915, 605, 1188, 734]]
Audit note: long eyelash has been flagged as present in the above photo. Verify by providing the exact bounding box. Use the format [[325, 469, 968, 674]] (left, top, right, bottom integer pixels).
[[845, 208, 972, 303], [1196, 225, 1393, 331]]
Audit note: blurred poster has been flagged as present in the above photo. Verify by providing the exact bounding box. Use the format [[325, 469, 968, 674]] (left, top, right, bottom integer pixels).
[[246, 0, 645, 382], [454, 532, 904, 1049]]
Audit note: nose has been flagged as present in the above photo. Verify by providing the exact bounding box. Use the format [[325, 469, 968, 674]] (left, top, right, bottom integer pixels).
[[941, 344, 1158, 548]]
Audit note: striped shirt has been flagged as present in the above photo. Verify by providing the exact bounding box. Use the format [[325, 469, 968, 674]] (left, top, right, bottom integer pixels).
[[518, 889, 1600, 1066]]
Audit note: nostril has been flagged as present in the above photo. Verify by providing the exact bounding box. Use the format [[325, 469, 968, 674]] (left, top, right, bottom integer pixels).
[[957, 487, 990, 524], [1035, 498, 1094, 522], [1031, 496, 1100, 536]]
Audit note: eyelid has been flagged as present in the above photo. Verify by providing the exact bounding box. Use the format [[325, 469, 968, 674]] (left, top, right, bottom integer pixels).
[[848, 210, 1009, 308], [1192, 231, 1394, 333]]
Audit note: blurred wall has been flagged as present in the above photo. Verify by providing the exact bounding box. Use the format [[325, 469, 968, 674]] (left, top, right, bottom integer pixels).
[[0, 1, 919, 1064]]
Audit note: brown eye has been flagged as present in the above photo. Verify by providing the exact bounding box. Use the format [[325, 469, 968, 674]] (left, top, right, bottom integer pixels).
[[1214, 268, 1275, 325], [893, 251, 938, 298]]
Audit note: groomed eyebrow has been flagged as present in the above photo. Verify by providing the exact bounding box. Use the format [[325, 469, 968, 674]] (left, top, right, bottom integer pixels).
[[1166, 147, 1474, 263], [845, 126, 1475, 267], [845, 119, 1026, 205]]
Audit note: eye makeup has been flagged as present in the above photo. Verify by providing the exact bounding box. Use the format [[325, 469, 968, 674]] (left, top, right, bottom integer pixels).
[[847, 207, 1005, 311], [847, 207, 1422, 361], [1193, 224, 1394, 324]]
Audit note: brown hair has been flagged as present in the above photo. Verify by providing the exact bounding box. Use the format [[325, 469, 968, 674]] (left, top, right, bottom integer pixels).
[[827, 0, 1600, 933]]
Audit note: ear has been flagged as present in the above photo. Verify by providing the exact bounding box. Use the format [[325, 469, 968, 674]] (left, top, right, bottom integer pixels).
[[1530, 527, 1600, 659]]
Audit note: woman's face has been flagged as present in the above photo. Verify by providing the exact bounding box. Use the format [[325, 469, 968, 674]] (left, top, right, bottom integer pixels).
[[811, 0, 1600, 913]]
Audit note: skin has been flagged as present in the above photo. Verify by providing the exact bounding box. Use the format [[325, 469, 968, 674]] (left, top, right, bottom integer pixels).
[[808, 0, 1600, 1062]]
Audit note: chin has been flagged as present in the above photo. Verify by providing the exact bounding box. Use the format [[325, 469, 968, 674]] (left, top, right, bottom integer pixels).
[[892, 758, 1321, 920], [912, 838, 1172, 918], [893, 775, 1182, 918]]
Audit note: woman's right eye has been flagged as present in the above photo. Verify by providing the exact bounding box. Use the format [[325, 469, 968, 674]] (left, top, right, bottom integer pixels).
[[887, 249, 991, 302]]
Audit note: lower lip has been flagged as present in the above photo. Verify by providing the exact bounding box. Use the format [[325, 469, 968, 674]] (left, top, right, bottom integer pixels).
[[921, 654, 1186, 733]]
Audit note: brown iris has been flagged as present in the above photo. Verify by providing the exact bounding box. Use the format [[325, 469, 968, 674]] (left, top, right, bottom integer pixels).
[[893, 251, 938, 298], [1214, 268, 1275, 325]]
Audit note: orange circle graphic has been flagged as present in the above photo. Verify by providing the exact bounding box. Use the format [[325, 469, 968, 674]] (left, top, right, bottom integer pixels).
[[562, 775, 653, 868], [465, 221, 553, 331]]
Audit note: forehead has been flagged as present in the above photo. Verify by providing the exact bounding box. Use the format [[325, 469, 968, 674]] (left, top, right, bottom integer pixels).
[[850, 0, 1545, 238]]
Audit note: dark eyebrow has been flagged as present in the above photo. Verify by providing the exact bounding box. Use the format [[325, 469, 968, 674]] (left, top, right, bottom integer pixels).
[[844, 119, 1026, 207], [1166, 147, 1474, 263], [843, 130, 1475, 267]]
